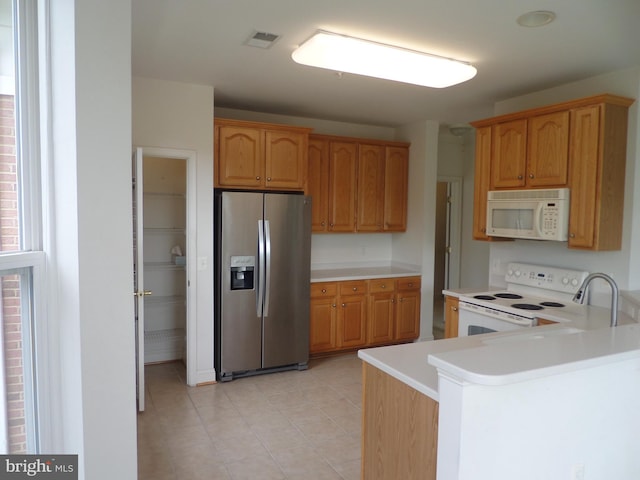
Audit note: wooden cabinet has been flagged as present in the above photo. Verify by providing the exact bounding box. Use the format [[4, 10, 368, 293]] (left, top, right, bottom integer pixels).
[[309, 283, 338, 354], [328, 141, 358, 232], [537, 318, 557, 326], [310, 276, 421, 356], [395, 277, 421, 341], [470, 94, 634, 250], [368, 278, 396, 345], [568, 102, 630, 250], [214, 118, 311, 190], [444, 295, 459, 338], [307, 134, 410, 233], [362, 362, 438, 480], [307, 138, 330, 231]]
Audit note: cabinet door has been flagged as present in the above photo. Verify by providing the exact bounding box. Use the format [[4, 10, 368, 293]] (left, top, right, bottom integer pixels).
[[527, 111, 569, 187], [310, 283, 338, 354], [473, 126, 492, 240], [383, 146, 409, 231], [328, 141, 358, 232], [264, 129, 307, 190], [444, 295, 459, 338], [216, 125, 263, 187], [368, 278, 396, 345], [568, 105, 600, 249], [338, 294, 367, 348], [307, 138, 330, 232], [395, 277, 421, 341], [357, 144, 385, 231], [491, 119, 527, 188]]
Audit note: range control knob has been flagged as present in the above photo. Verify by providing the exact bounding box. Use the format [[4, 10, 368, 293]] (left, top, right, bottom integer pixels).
[[562, 277, 569, 285], [514, 270, 521, 277], [571, 278, 579, 287]]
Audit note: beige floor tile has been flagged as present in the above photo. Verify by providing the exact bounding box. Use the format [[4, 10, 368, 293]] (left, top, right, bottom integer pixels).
[[225, 455, 286, 480]]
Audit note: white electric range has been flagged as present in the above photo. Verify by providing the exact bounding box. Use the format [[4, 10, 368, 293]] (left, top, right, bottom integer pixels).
[[457, 262, 589, 336]]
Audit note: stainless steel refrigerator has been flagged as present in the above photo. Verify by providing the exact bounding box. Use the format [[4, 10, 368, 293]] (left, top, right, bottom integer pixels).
[[214, 190, 311, 381]]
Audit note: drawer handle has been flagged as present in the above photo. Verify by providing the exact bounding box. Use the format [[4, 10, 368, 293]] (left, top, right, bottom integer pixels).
[[407, 283, 413, 287], [321, 288, 327, 293], [381, 284, 386, 289], [352, 287, 357, 291]]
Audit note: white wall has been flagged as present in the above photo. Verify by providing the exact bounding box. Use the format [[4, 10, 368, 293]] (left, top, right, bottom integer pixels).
[[488, 67, 640, 302], [47, 1, 137, 478], [132, 77, 216, 384]]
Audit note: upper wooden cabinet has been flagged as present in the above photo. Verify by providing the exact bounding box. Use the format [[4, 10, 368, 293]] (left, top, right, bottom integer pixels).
[[214, 118, 312, 190], [471, 94, 634, 250], [308, 134, 410, 233]]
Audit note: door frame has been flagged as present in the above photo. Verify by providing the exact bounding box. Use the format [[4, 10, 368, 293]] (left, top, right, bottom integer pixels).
[[135, 146, 197, 386], [436, 176, 462, 290]]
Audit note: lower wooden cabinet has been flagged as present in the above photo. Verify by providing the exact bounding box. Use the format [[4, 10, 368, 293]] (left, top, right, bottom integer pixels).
[[362, 362, 438, 480], [310, 276, 421, 355], [444, 295, 459, 338]]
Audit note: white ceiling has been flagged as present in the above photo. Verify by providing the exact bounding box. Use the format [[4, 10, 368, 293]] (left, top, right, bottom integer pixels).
[[132, 0, 640, 127]]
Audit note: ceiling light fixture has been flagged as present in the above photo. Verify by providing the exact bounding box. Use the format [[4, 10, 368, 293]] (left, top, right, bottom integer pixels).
[[517, 11, 556, 28], [291, 31, 477, 88]]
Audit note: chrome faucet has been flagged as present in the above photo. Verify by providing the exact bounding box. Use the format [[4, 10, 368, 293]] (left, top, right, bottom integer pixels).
[[572, 273, 619, 327]]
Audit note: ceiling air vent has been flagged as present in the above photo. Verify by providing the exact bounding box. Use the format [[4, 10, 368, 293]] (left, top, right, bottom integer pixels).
[[245, 31, 281, 49]]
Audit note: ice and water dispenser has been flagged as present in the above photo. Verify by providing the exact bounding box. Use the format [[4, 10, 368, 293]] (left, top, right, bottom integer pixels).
[[230, 255, 255, 290]]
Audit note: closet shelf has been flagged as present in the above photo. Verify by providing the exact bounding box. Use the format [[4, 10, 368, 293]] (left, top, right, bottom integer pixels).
[[144, 262, 186, 271], [145, 295, 186, 307]]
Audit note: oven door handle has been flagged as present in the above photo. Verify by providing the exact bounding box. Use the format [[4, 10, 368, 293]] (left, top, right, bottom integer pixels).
[[458, 302, 532, 326]]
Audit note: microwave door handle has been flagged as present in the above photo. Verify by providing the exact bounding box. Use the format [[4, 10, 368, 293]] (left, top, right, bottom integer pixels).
[[534, 203, 544, 237]]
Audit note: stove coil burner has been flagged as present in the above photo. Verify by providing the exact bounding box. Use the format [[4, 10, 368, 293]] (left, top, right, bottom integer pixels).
[[494, 293, 523, 300], [474, 295, 496, 300], [539, 301, 565, 308], [512, 303, 544, 311]]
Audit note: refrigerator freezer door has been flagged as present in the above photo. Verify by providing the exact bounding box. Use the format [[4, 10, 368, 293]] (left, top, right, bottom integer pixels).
[[262, 194, 311, 369], [220, 191, 264, 374]]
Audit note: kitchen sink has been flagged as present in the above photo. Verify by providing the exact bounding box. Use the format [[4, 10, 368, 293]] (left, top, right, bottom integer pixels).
[[482, 327, 583, 345]]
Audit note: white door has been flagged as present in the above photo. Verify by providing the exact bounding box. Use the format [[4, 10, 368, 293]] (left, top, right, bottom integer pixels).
[[132, 147, 149, 412]]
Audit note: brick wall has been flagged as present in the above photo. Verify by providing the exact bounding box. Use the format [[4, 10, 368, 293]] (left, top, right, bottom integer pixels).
[[0, 94, 27, 453]]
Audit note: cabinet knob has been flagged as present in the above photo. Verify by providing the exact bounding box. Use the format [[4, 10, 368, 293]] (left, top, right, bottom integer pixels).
[[517, 174, 523, 180], [331, 304, 336, 308], [452, 306, 458, 312], [570, 233, 575, 238], [529, 173, 534, 179], [321, 221, 326, 226], [381, 284, 386, 289], [341, 303, 346, 307], [352, 287, 357, 291], [255, 176, 261, 180], [321, 288, 327, 293], [408, 283, 413, 287], [267, 177, 271, 181]]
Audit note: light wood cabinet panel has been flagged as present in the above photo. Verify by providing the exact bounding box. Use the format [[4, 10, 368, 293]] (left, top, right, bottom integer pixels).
[[527, 111, 569, 187], [473, 126, 492, 240], [362, 363, 438, 480], [309, 283, 338, 354], [307, 138, 330, 232], [338, 292, 367, 348], [383, 146, 409, 231], [328, 141, 358, 232], [216, 125, 263, 188], [264, 129, 307, 189], [368, 278, 396, 345], [214, 118, 311, 190], [357, 144, 385, 231], [444, 295, 459, 338], [491, 119, 528, 188], [395, 277, 421, 341], [568, 102, 630, 250]]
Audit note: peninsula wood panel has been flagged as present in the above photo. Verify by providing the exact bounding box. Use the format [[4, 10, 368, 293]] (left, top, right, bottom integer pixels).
[[362, 363, 438, 480], [444, 295, 459, 338]]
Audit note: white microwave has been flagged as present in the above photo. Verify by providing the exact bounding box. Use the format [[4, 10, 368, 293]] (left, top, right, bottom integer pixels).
[[486, 188, 570, 241]]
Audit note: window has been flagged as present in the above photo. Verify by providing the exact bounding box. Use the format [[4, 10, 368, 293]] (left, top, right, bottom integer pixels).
[[0, 0, 45, 453]]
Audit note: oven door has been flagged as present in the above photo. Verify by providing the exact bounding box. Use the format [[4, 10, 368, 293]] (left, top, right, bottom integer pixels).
[[458, 301, 533, 337]]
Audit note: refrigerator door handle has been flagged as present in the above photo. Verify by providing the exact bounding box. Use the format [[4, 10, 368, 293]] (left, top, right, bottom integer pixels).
[[264, 220, 271, 317], [257, 219, 265, 317]]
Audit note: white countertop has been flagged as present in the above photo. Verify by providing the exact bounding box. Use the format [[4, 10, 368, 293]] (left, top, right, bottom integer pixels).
[[311, 263, 420, 282], [358, 305, 637, 401]]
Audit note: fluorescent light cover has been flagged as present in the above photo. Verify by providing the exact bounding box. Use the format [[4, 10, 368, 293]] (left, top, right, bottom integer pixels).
[[292, 31, 477, 88]]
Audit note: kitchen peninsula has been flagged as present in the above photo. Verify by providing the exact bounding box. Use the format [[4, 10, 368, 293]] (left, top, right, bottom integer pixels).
[[359, 317, 640, 480]]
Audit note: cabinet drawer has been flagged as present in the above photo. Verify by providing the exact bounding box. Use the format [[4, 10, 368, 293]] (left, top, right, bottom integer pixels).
[[311, 282, 337, 298], [369, 278, 396, 293], [397, 276, 421, 291], [339, 280, 368, 296]]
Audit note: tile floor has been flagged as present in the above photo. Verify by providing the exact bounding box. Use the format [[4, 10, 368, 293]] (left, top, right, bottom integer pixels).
[[137, 354, 363, 479]]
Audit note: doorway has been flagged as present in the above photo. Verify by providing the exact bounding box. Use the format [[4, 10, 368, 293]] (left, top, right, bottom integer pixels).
[[133, 147, 196, 411], [432, 177, 462, 339]]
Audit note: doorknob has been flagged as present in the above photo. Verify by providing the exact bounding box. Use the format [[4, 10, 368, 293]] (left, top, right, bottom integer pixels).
[[133, 290, 153, 297]]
